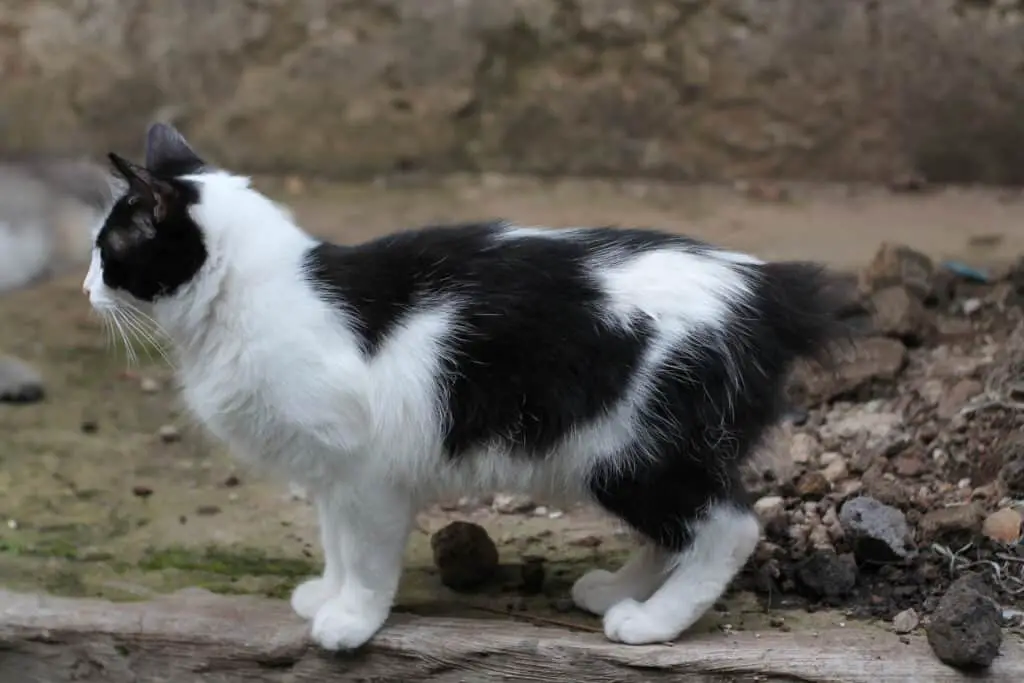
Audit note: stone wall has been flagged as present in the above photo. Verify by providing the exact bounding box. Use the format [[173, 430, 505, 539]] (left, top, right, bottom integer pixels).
[[2, 0, 1024, 182]]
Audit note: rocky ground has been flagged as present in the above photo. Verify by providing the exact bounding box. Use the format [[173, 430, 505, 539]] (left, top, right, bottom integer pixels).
[[744, 243, 1024, 668], [2, 179, 1024, 672]]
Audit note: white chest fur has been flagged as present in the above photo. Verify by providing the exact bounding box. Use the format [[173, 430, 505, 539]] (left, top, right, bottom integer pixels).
[[169, 282, 375, 486]]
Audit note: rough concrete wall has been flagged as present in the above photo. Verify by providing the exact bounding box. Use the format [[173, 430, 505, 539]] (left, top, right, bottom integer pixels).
[[1, 0, 1024, 182]]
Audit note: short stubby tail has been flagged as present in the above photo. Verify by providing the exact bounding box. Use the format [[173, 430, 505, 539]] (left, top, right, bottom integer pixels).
[[750, 260, 854, 368]]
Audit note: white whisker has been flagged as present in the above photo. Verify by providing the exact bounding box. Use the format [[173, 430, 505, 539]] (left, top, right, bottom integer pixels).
[[109, 309, 138, 367], [119, 306, 175, 368]]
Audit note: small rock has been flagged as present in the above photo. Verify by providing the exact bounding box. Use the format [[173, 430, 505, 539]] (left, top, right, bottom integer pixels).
[[789, 433, 821, 465], [492, 493, 535, 514], [982, 508, 1023, 545], [836, 479, 864, 499], [893, 451, 927, 477], [568, 534, 602, 548], [80, 419, 99, 434], [795, 550, 857, 599], [821, 405, 903, 444], [140, 377, 160, 393], [918, 503, 984, 544], [431, 521, 499, 592], [196, 505, 221, 516], [820, 451, 843, 467], [869, 286, 932, 342], [520, 556, 546, 595], [131, 485, 153, 499], [937, 379, 983, 419], [863, 468, 912, 508], [859, 242, 934, 299], [796, 471, 831, 500], [533, 506, 549, 516], [998, 438, 1024, 494], [158, 424, 181, 443], [807, 523, 833, 550], [839, 496, 916, 564], [789, 337, 907, 405], [1000, 458, 1024, 496], [754, 496, 788, 536], [962, 298, 983, 315], [222, 475, 241, 487], [926, 574, 1003, 670], [821, 458, 849, 484], [893, 607, 920, 634]]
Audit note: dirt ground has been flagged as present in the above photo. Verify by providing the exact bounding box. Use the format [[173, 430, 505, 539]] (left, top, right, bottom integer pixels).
[[2, 176, 1024, 649]]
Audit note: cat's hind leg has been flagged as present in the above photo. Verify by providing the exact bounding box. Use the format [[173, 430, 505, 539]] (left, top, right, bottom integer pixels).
[[602, 501, 759, 644], [587, 458, 760, 645], [571, 543, 669, 616]]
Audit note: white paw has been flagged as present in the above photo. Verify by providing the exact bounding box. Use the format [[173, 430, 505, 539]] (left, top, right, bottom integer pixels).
[[290, 578, 337, 620], [572, 569, 628, 616], [603, 599, 680, 645], [310, 596, 390, 651]]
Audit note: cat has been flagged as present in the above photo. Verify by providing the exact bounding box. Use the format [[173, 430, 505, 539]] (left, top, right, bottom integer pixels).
[[0, 156, 119, 402], [84, 123, 845, 650]]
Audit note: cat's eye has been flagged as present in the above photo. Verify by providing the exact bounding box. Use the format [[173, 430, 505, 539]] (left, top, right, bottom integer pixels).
[[127, 196, 139, 207]]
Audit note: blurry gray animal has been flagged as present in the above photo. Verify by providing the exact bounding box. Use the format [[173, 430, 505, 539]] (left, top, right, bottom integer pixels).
[[0, 156, 119, 402]]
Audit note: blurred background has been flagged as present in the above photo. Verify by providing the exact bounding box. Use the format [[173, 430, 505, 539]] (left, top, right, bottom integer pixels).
[[2, 0, 1024, 657], [5, 0, 1024, 184]]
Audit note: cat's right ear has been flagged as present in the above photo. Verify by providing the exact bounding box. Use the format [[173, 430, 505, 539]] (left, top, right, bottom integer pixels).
[[145, 122, 205, 176]]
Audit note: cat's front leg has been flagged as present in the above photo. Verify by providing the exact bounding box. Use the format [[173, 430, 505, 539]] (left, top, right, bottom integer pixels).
[[309, 482, 413, 651], [291, 494, 345, 619]]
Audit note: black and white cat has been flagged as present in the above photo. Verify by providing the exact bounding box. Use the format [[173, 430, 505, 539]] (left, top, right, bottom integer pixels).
[[85, 123, 844, 650]]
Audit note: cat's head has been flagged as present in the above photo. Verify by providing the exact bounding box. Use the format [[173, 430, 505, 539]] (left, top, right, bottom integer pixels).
[[86, 123, 304, 347], [83, 123, 211, 314]]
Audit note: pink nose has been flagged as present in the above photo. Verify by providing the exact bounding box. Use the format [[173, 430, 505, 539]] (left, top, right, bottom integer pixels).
[[82, 283, 91, 296]]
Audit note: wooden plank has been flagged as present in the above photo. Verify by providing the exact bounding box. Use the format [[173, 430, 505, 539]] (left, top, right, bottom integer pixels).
[[0, 588, 1022, 682]]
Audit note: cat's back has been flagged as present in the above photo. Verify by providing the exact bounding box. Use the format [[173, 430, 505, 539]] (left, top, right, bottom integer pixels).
[[301, 220, 741, 350], [298, 222, 775, 461]]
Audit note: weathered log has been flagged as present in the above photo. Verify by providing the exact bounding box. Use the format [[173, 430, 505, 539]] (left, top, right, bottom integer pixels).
[[1, 588, 1022, 682]]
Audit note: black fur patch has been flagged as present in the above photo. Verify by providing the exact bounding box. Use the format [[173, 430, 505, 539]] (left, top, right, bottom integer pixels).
[[96, 177, 206, 302], [304, 223, 846, 551], [98, 125, 209, 302]]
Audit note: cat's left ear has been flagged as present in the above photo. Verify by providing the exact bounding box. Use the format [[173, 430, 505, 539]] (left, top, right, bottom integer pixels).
[[107, 153, 177, 222], [145, 122, 205, 176]]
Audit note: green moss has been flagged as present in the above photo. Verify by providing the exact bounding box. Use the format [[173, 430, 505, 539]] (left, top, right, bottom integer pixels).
[[0, 537, 80, 560], [43, 568, 86, 595], [138, 545, 318, 578]]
